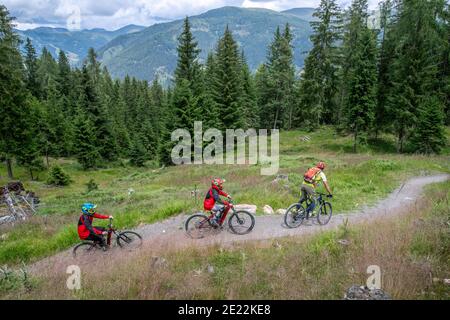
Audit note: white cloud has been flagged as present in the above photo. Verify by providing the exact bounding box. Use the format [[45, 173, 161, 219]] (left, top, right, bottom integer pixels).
[[4, 0, 382, 30]]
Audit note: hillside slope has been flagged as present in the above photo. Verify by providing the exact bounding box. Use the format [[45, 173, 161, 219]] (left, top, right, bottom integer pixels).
[[17, 25, 146, 65], [98, 6, 313, 82]]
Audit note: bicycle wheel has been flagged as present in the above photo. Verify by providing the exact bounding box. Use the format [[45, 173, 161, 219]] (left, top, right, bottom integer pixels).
[[117, 231, 143, 250], [228, 211, 255, 235], [185, 214, 214, 239], [73, 242, 99, 258], [317, 202, 332, 225], [284, 203, 306, 228]]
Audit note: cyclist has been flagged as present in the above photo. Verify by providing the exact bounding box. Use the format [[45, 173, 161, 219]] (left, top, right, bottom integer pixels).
[[203, 178, 232, 227], [300, 162, 333, 218], [77, 203, 113, 250]]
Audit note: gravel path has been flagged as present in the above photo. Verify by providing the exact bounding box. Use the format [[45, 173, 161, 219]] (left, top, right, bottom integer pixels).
[[29, 174, 449, 274]]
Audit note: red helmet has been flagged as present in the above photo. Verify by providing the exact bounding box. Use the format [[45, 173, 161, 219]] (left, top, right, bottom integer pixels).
[[316, 162, 326, 170], [212, 178, 225, 190]]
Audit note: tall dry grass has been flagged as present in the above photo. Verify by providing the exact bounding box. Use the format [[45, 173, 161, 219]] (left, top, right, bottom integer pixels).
[[2, 182, 449, 300]]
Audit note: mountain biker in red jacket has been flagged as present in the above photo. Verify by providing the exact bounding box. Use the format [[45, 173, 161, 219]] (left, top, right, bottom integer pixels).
[[77, 203, 113, 247], [204, 178, 232, 227]]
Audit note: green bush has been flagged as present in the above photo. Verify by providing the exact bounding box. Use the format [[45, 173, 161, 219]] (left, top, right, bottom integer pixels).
[[85, 178, 99, 193], [46, 165, 72, 186]]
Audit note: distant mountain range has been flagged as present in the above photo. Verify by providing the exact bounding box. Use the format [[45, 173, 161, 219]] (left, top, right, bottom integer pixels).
[[18, 6, 317, 82], [16, 25, 146, 65], [99, 7, 315, 83]]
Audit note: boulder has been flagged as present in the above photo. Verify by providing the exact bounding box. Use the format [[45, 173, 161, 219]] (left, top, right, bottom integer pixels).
[[234, 204, 257, 215], [344, 285, 391, 300], [338, 239, 351, 246], [275, 209, 286, 215], [263, 205, 274, 215]]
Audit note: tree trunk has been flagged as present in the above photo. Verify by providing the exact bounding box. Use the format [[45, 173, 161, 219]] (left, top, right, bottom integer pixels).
[[6, 158, 13, 179], [46, 149, 49, 169], [354, 130, 358, 153], [273, 105, 280, 130], [397, 125, 404, 153], [29, 168, 34, 181]]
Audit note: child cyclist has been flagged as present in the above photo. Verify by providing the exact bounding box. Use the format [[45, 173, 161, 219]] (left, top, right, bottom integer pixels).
[[203, 178, 232, 227], [77, 203, 113, 249]]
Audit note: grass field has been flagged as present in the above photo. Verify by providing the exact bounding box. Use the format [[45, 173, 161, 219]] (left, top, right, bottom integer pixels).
[[0, 126, 449, 266], [1, 180, 448, 299]]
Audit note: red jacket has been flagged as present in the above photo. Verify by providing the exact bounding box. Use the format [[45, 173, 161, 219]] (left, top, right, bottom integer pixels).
[[204, 187, 229, 211], [77, 213, 109, 240]]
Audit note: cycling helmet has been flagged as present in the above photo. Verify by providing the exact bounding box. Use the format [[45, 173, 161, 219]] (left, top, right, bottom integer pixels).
[[81, 203, 97, 216], [316, 162, 326, 170], [211, 178, 225, 190]]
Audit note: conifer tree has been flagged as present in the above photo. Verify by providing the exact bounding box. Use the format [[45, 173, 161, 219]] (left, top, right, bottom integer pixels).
[[129, 133, 148, 167], [197, 52, 220, 129], [73, 109, 100, 169], [37, 47, 58, 99], [24, 38, 40, 98], [0, 5, 30, 179], [57, 50, 71, 99], [297, 0, 343, 128], [240, 51, 259, 129], [388, 0, 443, 152], [342, 1, 378, 152], [175, 17, 202, 95], [211, 26, 243, 129], [410, 96, 447, 154]]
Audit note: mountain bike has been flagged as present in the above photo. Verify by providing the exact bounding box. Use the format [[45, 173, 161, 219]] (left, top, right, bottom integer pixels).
[[284, 192, 333, 228], [73, 218, 143, 258], [185, 200, 255, 239]]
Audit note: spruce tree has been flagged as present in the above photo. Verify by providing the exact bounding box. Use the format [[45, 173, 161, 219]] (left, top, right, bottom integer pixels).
[[240, 51, 259, 129], [410, 96, 447, 154], [24, 38, 40, 98], [438, 1, 450, 124], [197, 52, 220, 129], [255, 64, 270, 128], [37, 47, 58, 99], [44, 78, 70, 157], [342, 5, 378, 152], [16, 97, 44, 180], [79, 65, 117, 161], [57, 50, 71, 99], [73, 109, 100, 169], [374, 0, 396, 137], [211, 26, 243, 129], [259, 25, 296, 130], [174, 17, 202, 96], [0, 5, 30, 179], [388, 0, 443, 152], [46, 164, 72, 186], [298, 0, 343, 128], [172, 78, 197, 132], [129, 133, 148, 167]]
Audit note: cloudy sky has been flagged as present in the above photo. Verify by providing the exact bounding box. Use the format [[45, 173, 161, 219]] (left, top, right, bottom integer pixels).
[[4, 0, 380, 31]]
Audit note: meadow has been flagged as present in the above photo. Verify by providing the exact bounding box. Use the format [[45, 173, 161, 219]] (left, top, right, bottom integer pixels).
[[0, 127, 449, 266]]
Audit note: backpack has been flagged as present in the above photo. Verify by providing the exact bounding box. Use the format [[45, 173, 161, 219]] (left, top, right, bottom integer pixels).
[[304, 167, 321, 184]]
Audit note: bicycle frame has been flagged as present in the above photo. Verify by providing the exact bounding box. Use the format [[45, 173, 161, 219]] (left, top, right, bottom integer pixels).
[[105, 218, 120, 246], [204, 203, 235, 227], [302, 193, 326, 207]]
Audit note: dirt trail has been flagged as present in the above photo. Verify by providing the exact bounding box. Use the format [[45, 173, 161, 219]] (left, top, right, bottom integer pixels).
[[29, 174, 449, 275]]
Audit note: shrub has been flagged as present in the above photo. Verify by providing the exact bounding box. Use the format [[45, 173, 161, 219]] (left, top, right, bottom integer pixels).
[[46, 165, 72, 186], [85, 179, 98, 193]]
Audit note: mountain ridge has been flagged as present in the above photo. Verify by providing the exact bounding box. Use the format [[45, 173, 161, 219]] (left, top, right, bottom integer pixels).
[[16, 24, 146, 65], [98, 6, 315, 83]]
